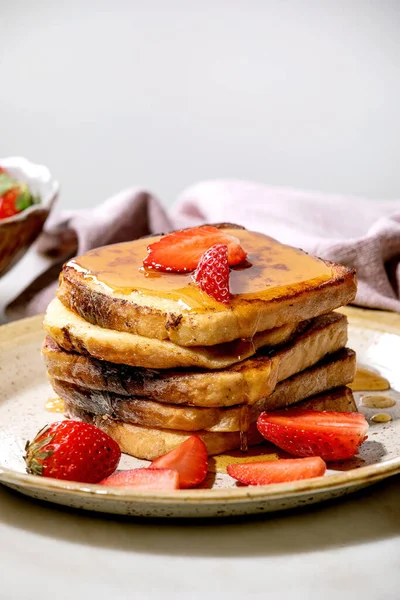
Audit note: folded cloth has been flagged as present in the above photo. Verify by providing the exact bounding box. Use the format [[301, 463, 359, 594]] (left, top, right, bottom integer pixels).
[[4, 180, 400, 318], [4, 188, 172, 319]]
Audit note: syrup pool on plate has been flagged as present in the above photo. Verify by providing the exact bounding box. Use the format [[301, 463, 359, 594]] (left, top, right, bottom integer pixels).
[[350, 367, 396, 422], [209, 446, 280, 474], [349, 367, 390, 392], [359, 394, 396, 409], [370, 413, 393, 423], [45, 397, 65, 413]]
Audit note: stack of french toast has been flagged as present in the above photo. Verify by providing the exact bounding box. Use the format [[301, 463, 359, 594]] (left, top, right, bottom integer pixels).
[[42, 224, 358, 460]]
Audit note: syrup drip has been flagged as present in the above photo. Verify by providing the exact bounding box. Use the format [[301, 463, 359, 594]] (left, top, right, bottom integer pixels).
[[45, 397, 65, 413], [239, 405, 250, 452], [349, 367, 390, 392], [359, 394, 396, 409]]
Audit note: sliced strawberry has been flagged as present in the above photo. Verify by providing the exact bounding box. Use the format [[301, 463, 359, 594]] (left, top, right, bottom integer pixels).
[[194, 243, 230, 304], [99, 468, 179, 490], [257, 409, 369, 462], [149, 435, 208, 488], [227, 457, 326, 485], [143, 225, 247, 272]]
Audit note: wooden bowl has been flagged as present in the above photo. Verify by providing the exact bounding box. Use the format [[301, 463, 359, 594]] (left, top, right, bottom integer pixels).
[[0, 157, 59, 276]]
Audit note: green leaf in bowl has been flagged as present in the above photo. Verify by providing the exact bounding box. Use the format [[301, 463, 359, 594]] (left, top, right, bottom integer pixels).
[[15, 184, 34, 211], [0, 173, 17, 196]]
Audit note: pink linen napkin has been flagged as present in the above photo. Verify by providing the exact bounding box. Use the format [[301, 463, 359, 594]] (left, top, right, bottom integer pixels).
[[6, 188, 172, 318], [5, 180, 400, 318]]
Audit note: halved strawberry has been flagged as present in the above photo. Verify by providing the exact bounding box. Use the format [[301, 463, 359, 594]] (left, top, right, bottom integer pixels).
[[257, 409, 369, 461], [143, 225, 247, 272], [194, 243, 230, 304], [99, 468, 179, 490], [149, 435, 208, 488], [227, 457, 326, 485]]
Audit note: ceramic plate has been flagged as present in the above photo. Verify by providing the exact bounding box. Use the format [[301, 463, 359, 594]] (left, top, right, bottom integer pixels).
[[0, 309, 399, 518]]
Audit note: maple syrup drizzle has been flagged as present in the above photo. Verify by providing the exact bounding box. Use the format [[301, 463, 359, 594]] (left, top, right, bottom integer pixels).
[[67, 229, 333, 311], [45, 397, 65, 413], [349, 367, 390, 392], [359, 394, 396, 409]]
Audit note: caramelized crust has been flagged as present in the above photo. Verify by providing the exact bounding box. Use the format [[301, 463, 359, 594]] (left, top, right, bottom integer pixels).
[[64, 386, 357, 459], [44, 298, 307, 370], [54, 349, 356, 433], [44, 312, 348, 406], [57, 226, 356, 347]]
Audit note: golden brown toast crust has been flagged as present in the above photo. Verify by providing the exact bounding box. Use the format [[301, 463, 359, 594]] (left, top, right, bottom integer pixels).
[[54, 348, 356, 433], [57, 225, 356, 347], [64, 386, 357, 459], [44, 312, 348, 406], [44, 297, 307, 370]]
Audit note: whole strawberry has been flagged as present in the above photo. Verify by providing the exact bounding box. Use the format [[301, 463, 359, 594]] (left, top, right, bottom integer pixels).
[[194, 243, 230, 304], [24, 421, 121, 483]]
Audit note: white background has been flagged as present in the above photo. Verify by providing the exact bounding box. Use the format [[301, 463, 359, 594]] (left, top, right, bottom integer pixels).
[[1, 0, 400, 209]]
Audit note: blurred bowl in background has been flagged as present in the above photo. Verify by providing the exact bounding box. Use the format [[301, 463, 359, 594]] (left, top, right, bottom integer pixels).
[[0, 157, 59, 277]]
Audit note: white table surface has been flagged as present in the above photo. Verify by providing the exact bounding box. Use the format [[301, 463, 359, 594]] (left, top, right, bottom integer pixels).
[[0, 476, 399, 600], [1, 257, 400, 600]]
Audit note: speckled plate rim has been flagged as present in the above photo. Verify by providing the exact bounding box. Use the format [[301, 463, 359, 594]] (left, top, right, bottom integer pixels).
[[1, 309, 400, 507], [1, 453, 400, 506]]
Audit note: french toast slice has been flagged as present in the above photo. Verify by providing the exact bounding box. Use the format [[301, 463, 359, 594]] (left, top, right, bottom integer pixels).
[[44, 297, 306, 370], [55, 348, 355, 432], [64, 387, 357, 459], [57, 227, 356, 347], [44, 312, 348, 406]]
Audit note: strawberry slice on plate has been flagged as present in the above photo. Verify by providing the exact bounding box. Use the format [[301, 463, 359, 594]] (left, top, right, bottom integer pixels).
[[143, 225, 247, 272], [257, 409, 369, 461], [227, 457, 326, 486], [100, 468, 179, 490], [194, 243, 230, 304], [226, 456, 326, 485], [149, 435, 208, 488]]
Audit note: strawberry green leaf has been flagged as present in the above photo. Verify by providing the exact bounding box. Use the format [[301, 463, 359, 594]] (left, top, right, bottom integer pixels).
[[15, 185, 34, 211], [0, 173, 17, 197]]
